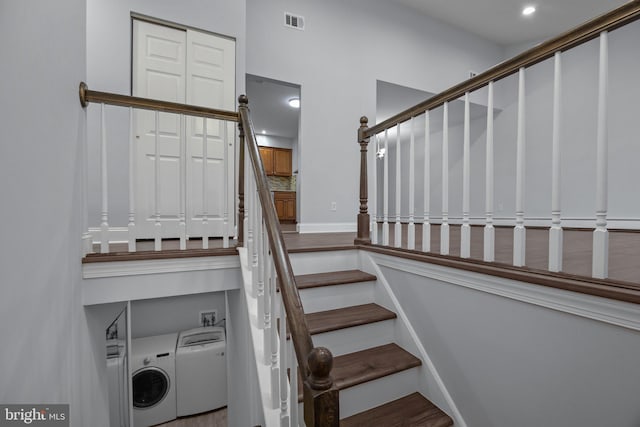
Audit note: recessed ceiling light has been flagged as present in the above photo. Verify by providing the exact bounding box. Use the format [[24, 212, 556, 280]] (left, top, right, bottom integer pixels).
[[288, 97, 300, 108], [522, 5, 536, 16], [262, 130, 266, 134]]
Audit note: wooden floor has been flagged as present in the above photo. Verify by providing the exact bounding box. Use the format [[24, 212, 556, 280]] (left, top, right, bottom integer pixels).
[[154, 408, 226, 427]]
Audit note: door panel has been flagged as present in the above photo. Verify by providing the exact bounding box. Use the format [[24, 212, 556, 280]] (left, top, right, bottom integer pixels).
[[133, 19, 236, 239]]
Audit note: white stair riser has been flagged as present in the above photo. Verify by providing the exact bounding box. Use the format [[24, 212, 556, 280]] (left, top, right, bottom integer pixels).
[[299, 281, 376, 313], [311, 320, 396, 357], [339, 367, 420, 418], [290, 251, 360, 275]]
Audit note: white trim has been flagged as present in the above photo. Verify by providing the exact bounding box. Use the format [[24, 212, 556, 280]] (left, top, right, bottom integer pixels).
[[371, 216, 640, 229], [297, 222, 356, 233], [88, 226, 129, 243], [82, 255, 239, 278], [367, 251, 640, 333], [361, 253, 468, 427]]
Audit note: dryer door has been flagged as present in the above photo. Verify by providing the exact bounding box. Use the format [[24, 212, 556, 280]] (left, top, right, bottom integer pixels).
[[132, 367, 169, 409]]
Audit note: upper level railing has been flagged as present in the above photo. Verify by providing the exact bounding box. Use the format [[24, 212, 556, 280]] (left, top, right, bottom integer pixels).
[[79, 85, 338, 425], [356, 0, 640, 282]]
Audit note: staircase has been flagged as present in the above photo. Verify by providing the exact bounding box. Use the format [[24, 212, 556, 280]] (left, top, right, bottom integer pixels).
[[291, 266, 454, 426]]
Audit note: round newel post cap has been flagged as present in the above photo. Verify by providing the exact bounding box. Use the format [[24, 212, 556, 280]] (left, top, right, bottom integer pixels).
[[360, 116, 369, 126], [79, 82, 88, 108], [238, 94, 249, 106], [307, 347, 334, 391]]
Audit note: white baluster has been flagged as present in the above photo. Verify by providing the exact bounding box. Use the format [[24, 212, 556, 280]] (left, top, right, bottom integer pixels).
[[100, 103, 109, 253], [513, 67, 527, 267], [441, 102, 450, 255], [484, 82, 495, 262], [256, 217, 265, 331], [383, 129, 390, 245], [263, 242, 272, 365], [81, 105, 92, 256], [394, 124, 402, 248], [461, 92, 471, 258], [593, 31, 609, 279], [269, 254, 280, 409], [128, 107, 136, 252], [223, 122, 230, 248], [371, 134, 378, 245], [202, 118, 209, 249], [549, 52, 564, 272], [289, 340, 299, 426], [154, 110, 161, 251], [423, 111, 431, 252], [408, 117, 416, 250], [247, 168, 256, 297], [251, 180, 259, 282], [279, 297, 289, 425], [179, 114, 187, 250]]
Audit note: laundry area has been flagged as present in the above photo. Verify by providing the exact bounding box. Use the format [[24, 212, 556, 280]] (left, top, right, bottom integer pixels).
[[106, 292, 229, 427]]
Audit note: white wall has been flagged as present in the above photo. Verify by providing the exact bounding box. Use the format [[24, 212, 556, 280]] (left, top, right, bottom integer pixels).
[[0, 0, 92, 425], [246, 0, 504, 231], [378, 264, 640, 427], [85, 0, 247, 227], [131, 292, 226, 338]]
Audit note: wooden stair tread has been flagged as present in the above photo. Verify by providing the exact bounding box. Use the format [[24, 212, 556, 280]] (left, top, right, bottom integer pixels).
[[340, 392, 454, 427], [298, 343, 421, 401], [295, 269, 377, 289], [306, 303, 396, 335]]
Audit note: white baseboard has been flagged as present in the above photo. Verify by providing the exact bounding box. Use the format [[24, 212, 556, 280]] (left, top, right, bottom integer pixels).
[[88, 226, 129, 243], [297, 222, 357, 233]]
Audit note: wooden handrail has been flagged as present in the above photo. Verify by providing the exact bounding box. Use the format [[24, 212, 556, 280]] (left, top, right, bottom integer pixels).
[[365, 0, 640, 137], [239, 96, 339, 426], [79, 82, 239, 122]]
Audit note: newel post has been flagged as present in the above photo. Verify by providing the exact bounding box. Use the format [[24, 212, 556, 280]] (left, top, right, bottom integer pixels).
[[303, 347, 340, 427], [355, 116, 371, 245], [237, 95, 248, 246]]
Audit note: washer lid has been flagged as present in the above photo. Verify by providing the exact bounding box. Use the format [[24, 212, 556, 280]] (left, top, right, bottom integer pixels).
[[179, 326, 225, 347]]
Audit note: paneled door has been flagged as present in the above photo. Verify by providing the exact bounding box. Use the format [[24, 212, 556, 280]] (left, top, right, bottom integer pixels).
[[132, 19, 235, 239]]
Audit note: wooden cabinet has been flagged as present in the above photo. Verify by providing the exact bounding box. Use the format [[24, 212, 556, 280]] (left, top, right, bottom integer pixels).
[[258, 146, 292, 176], [274, 191, 296, 222]]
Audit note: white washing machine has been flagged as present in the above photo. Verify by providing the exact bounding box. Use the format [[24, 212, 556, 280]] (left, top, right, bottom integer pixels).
[[175, 326, 227, 417], [131, 333, 178, 427]]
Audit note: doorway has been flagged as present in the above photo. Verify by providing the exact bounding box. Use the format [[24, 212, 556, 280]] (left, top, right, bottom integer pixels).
[[245, 75, 301, 229], [132, 19, 235, 239]]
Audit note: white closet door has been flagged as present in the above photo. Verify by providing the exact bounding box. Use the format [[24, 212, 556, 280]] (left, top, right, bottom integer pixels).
[[132, 20, 236, 240], [185, 29, 236, 238]]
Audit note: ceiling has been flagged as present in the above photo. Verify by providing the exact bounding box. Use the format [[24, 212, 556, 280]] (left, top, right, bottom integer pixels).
[[245, 75, 300, 139], [393, 0, 627, 46]]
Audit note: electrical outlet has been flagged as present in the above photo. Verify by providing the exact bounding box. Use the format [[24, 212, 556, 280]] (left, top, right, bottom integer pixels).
[[330, 202, 337, 211], [199, 310, 217, 327]]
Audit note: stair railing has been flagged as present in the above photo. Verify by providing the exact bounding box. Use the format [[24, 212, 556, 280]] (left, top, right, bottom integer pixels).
[[356, 1, 640, 281], [239, 95, 339, 426], [78, 82, 237, 254]]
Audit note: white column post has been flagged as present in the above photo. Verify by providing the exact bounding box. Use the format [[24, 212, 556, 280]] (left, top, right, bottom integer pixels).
[[423, 111, 431, 252], [461, 92, 471, 258], [202, 118, 210, 249], [593, 31, 609, 279], [383, 129, 390, 245], [100, 103, 110, 254], [408, 117, 416, 250], [484, 82, 495, 262], [513, 67, 527, 267], [549, 52, 564, 272], [394, 124, 402, 248], [154, 110, 162, 251], [441, 102, 450, 255], [128, 107, 136, 252]]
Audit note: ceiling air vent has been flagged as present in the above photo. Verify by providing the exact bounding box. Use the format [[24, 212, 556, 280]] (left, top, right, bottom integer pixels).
[[284, 12, 305, 30]]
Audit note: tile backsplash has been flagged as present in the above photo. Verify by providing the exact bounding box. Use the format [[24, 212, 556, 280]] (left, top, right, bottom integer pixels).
[[268, 175, 296, 191]]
